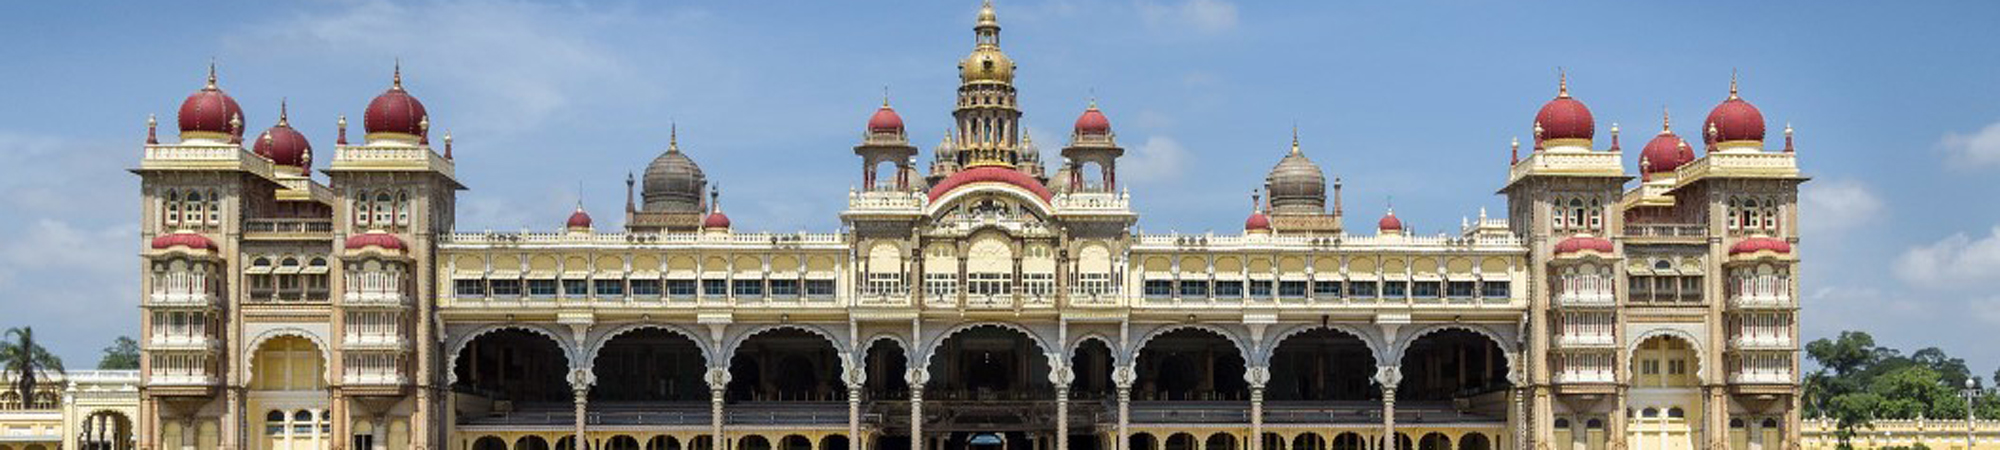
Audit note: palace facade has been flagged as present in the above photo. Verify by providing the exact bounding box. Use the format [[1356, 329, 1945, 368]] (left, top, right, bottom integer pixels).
[[130, 3, 1805, 450]]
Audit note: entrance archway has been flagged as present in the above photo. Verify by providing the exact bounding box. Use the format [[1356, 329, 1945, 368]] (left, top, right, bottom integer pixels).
[[1267, 328, 1377, 401], [1134, 329, 1247, 401], [77, 410, 134, 450], [1397, 329, 1509, 404], [452, 329, 570, 403], [924, 325, 1051, 400], [728, 328, 844, 402], [592, 327, 707, 402]]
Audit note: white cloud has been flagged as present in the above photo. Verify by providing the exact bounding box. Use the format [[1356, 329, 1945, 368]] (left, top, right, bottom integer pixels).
[[1798, 179, 1883, 235], [1941, 120, 2000, 167], [1137, 0, 1239, 34], [1122, 136, 1191, 184], [1894, 226, 2000, 288]]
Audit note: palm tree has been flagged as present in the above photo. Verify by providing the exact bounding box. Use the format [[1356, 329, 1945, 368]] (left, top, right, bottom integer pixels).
[[0, 327, 66, 403]]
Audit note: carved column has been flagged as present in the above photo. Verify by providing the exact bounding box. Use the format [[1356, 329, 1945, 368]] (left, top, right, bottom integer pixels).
[[1113, 365, 1135, 450], [1610, 386, 1629, 450], [569, 368, 593, 450], [706, 367, 731, 450], [907, 368, 929, 450], [1374, 365, 1402, 448], [844, 353, 865, 450], [1245, 367, 1269, 450], [1053, 361, 1074, 450]]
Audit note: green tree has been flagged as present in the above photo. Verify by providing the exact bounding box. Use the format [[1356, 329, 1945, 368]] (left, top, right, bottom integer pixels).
[[97, 336, 139, 370], [0, 327, 66, 399]]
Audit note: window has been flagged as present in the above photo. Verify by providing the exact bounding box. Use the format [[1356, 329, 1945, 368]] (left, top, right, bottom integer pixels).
[[1446, 281, 1476, 298], [488, 279, 521, 297], [526, 279, 557, 298], [924, 273, 958, 298], [769, 279, 799, 297], [563, 279, 589, 297], [1383, 281, 1408, 298], [666, 280, 697, 298], [1279, 281, 1308, 298], [702, 279, 728, 297], [1480, 281, 1511, 298], [1144, 280, 1174, 298], [373, 192, 393, 226], [629, 279, 662, 297], [1213, 280, 1243, 297], [595, 279, 626, 297], [805, 279, 836, 297], [454, 280, 484, 298], [1178, 280, 1209, 297], [733, 279, 764, 297], [1312, 280, 1342, 298], [1641, 359, 1661, 375], [1678, 276, 1703, 303], [1247, 280, 1273, 297], [966, 273, 1010, 296], [1348, 281, 1377, 298], [1668, 359, 1688, 376], [1412, 281, 1441, 298]]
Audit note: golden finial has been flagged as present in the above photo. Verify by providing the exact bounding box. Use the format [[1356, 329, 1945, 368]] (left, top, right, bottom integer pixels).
[[277, 98, 290, 127], [1707, 121, 1719, 139], [228, 112, 242, 134], [1290, 123, 1300, 155], [393, 59, 404, 90], [1728, 69, 1740, 100], [882, 86, 891, 107], [262, 131, 273, 145], [669, 122, 680, 152], [1660, 106, 1672, 134], [418, 114, 429, 133], [1557, 67, 1569, 99], [205, 59, 218, 89]]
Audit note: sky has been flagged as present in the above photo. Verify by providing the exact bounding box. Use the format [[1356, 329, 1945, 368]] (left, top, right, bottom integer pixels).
[[2, 0, 1999, 376]]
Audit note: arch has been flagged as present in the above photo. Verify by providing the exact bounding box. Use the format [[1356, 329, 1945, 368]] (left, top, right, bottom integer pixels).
[[1127, 433, 1158, 450], [1130, 324, 1249, 365], [1203, 433, 1235, 450], [818, 435, 849, 450], [1626, 327, 1707, 384], [1331, 433, 1365, 450], [606, 436, 641, 450], [242, 328, 332, 386], [1260, 323, 1386, 364], [864, 332, 916, 363], [444, 323, 578, 384], [1455, 434, 1490, 450], [1390, 323, 1517, 364], [920, 321, 1053, 368], [1163, 433, 1197, 450], [1067, 333, 1119, 364], [777, 436, 812, 450], [588, 322, 715, 366], [926, 185, 1055, 219], [724, 323, 848, 362], [1292, 433, 1326, 450], [1416, 433, 1449, 450], [474, 437, 508, 450], [738, 435, 772, 450], [517, 436, 552, 450]]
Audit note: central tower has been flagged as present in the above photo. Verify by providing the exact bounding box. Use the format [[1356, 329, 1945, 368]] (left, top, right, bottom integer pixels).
[[954, 0, 1023, 168]]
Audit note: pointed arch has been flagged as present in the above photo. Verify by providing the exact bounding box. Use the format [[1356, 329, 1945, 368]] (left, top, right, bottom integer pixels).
[[443, 323, 578, 384], [1259, 323, 1386, 365], [1130, 324, 1249, 365], [587, 322, 715, 366], [242, 327, 332, 386]]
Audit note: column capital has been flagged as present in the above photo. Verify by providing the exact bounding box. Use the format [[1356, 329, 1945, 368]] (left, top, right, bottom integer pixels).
[[1243, 366, 1271, 388], [704, 367, 733, 389], [904, 367, 930, 387], [567, 368, 596, 391], [1373, 365, 1403, 388], [1112, 365, 1136, 388]]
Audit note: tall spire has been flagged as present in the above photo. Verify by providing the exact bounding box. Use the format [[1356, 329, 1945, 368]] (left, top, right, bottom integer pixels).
[[1660, 106, 1672, 134], [1557, 67, 1569, 99], [205, 59, 218, 90], [392, 58, 404, 91], [1290, 124, 1301, 155], [277, 98, 290, 127], [669, 122, 680, 153], [1728, 69, 1740, 100]]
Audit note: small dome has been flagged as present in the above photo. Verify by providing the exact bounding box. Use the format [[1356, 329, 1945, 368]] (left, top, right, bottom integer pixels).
[[1074, 103, 1111, 135], [1704, 77, 1765, 146], [1729, 236, 1792, 255], [566, 206, 593, 230], [1639, 117, 1695, 175], [1265, 138, 1326, 215], [868, 104, 905, 132], [1378, 209, 1404, 232], [151, 232, 217, 251], [343, 232, 407, 250], [177, 68, 246, 141], [960, 48, 1016, 84], [253, 103, 312, 170], [642, 131, 707, 213], [928, 166, 1052, 202], [1554, 235, 1615, 255], [1245, 212, 1272, 232], [702, 211, 732, 230], [1534, 73, 1593, 143], [363, 67, 429, 139]]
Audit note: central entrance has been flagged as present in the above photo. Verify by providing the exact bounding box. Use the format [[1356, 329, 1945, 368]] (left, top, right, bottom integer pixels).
[[924, 325, 1053, 450]]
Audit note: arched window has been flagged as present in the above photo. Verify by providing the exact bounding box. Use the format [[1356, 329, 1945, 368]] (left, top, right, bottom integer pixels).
[[1641, 408, 1658, 418], [1568, 199, 1584, 229], [184, 191, 203, 229], [206, 189, 221, 225], [264, 411, 284, 436], [1551, 199, 1567, 230], [395, 191, 411, 226], [165, 190, 182, 227], [354, 190, 371, 227], [1762, 199, 1778, 231], [1588, 198, 1603, 230], [373, 192, 393, 227], [1667, 407, 1685, 418]]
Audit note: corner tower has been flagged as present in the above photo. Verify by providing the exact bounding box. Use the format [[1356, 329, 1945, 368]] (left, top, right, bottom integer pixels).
[[952, 0, 1025, 169]]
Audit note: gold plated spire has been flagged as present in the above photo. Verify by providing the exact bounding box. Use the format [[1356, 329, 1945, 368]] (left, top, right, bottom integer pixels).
[[1660, 106, 1672, 134], [1728, 69, 1740, 100], [392, 59, 404, 91], [1289, 124, 1301, 155], [277, 99, 290, 127], [669, 122, 680, 153], [1557, 67, 1569, 99], [205, 60, 218, 90]]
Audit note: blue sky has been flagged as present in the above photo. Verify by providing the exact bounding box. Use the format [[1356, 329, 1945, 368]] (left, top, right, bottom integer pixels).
[[3, 0, 2000, 375]]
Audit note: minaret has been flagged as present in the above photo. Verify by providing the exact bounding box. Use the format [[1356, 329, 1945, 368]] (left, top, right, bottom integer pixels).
[[954, 0, 1024, 169]]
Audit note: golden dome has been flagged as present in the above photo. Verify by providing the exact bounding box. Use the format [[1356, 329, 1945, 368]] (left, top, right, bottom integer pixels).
[[960, 48, 1015, 83]]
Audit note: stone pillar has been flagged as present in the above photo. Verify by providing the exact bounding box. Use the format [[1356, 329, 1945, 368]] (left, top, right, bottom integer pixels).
[[1113, 365, 1135, 450], [572, 385, 589, 450], [907, 368, 928, 450], [1610, 386, 1629, 450], [848, 384, 863, 450], [331, 390, 349, 450], [371, 417, 387, 450], [223, 388, 242, 450], [1375, 366, 1402, 448], [1707, 387, 1729, 449], [1244, 366, 1268, 450], [1782, 395, 1801, 450], [707, 367, 731, 450], [1056, 384, 1070, 450]]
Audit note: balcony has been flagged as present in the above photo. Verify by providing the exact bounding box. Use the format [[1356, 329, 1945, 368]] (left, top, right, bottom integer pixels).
[[147, 335, 219, 352], [148, 290, 218, 307], [1728, 370, 1794, 385], [244, 218, 334, 240], [1729, 335, 1794, 350], [343, 335, 409, 351], [146, 373, 218, 387], [1555, 276, 1616, 307], [1727, 276, 1792, 308], [1625, 223, 1707, 240], [342, 372, 408, 386], [1557, 333, 1617, 348], [1554, 369, 1615, 384], [344, 291, 408, 307]]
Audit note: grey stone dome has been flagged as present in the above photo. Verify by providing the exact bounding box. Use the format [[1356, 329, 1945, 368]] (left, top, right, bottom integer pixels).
[[642, 142, 706, 214], [1265, 143, 1326, 215]]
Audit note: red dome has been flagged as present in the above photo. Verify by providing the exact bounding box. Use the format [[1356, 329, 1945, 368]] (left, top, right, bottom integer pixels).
[[253, 115, 312, 169], [150, 232, 217, 251], [1639, 131, 1695, 174], [1535, 97, 1594, 142], [344, 232, 407, 250], [364, 74, 429, 138], [1074, 104, 1111, 135], [1245, 212, 1271, 232], [1704, 97, 1765, 145], [928, 166, 1053, 202], [1729, 236, 1792, 255], [868, 105, 904, 132], [1378, 211, 1403, 232], [566, 207, 593, 229], [1554, 235, 1615, 254], [177, 78, 245, 139], [702, 211, 732, 229]]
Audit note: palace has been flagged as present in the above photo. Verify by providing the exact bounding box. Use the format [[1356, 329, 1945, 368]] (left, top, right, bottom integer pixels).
[[129, 3, 1805, 450]]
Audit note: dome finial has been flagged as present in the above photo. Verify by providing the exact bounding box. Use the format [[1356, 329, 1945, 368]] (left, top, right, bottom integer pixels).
[[709, 184, 722, 213], [882, 85, 891, 107], [1290, 123, 1301, 155], [278, 98, 290, 127], [392, 58, 404, 90], [1557, 67, 1569, 99], [669, 121, 680, 153], [205, 59, 218, 90], [337, 115, 348, 145], [443, 129, 454, 159], [1728, 69, 1740, 100], [1250, 188, 1261, 213], [1610, 122, 1621, 150], [146, 114, 158, 145], [1784, 122, 1795, 153], [1510, 137, 1519, 163], [1660, 106, 1672, 134]]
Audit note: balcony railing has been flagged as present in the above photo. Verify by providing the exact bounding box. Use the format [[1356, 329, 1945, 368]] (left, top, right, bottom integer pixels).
[[146, 373, 218, 387], [1556, 275, 1616, 307], [244, 218, 334, 237], [1729, 335, 1795, 350], [1557, 333, 1617, 348], [342, 372, 408, 386], [1626, 223, 1707, 239], [1554, 370, 1615, 384], [1728, 275, 1792, 308], [1728, 370, 1794, 385], [148, 335, 219, 351]]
